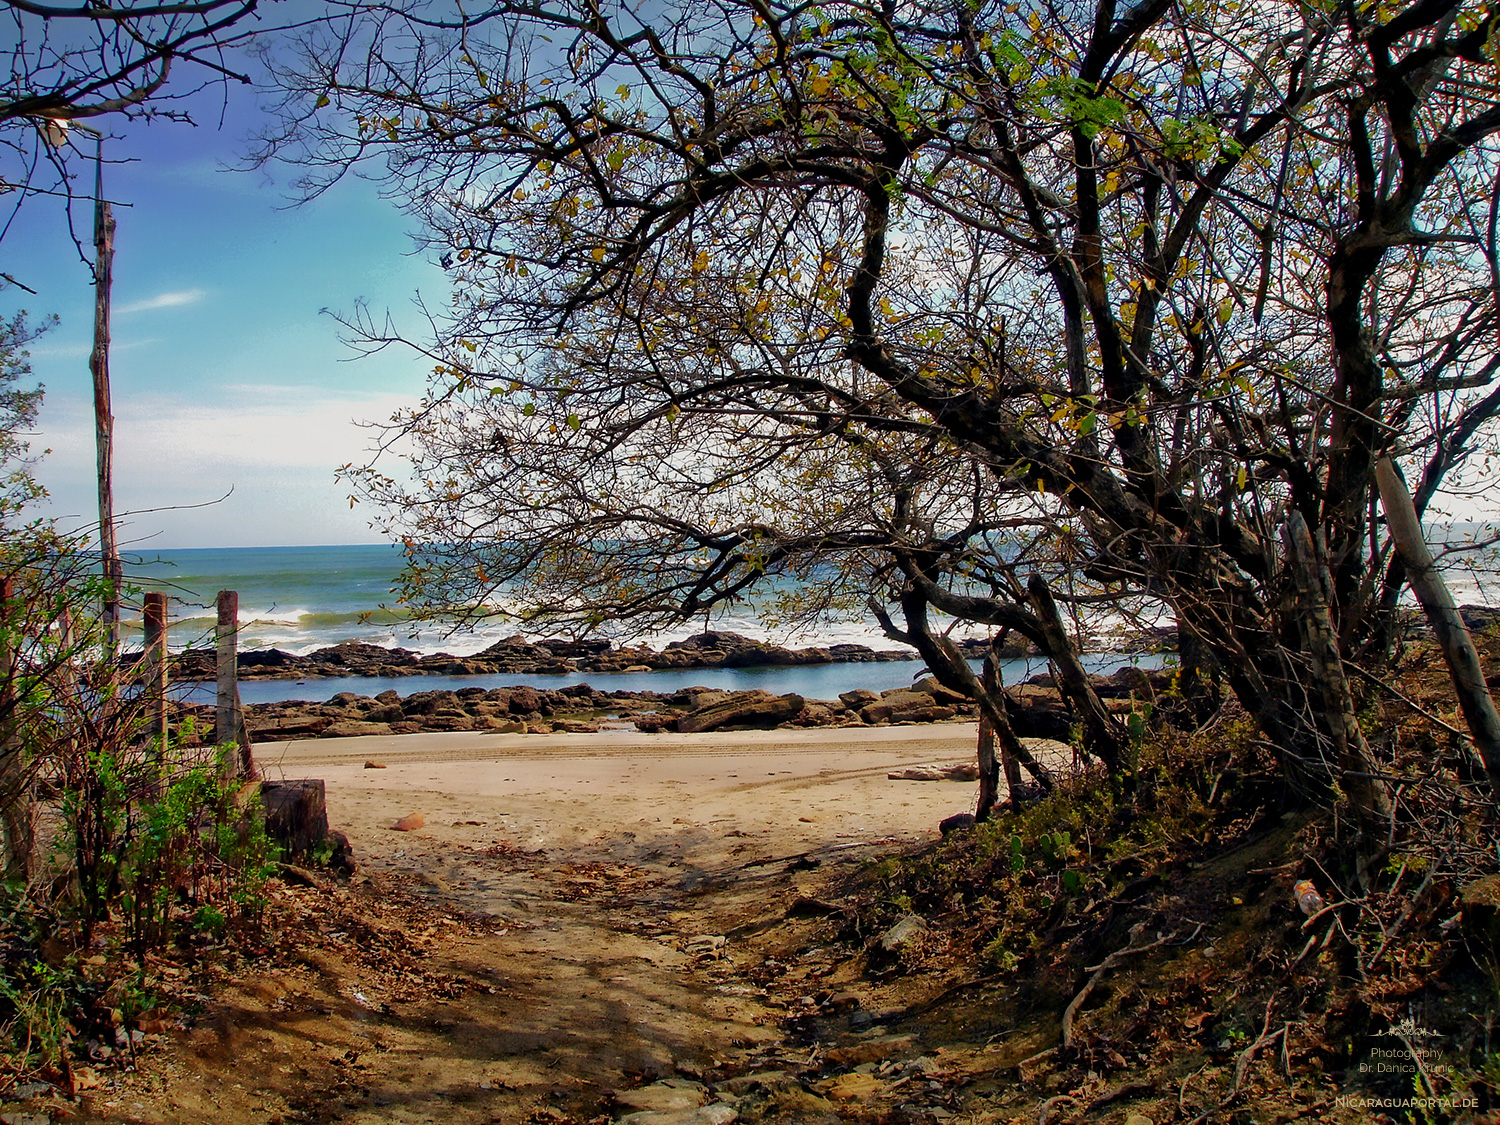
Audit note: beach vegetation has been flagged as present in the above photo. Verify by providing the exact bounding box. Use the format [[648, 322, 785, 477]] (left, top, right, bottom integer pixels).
[[258, 0, 1500, 851], [0, 291, 281, 1090]]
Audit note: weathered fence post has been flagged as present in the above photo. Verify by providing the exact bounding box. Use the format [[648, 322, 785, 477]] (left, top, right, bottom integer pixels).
[[142, 592, 169, 758], [0, 576, 32, 882], [216, 590, 257, 779]]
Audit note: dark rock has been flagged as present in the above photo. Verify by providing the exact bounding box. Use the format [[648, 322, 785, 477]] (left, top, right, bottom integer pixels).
[[310, 641, 418, 668], [538, 637, 613, 657], [239, 648, 309, 668], [246, 714, 331, 741], [676, 692, 805, 733], [1461, 604, 1500, 634], [326, 829, 356, 876], [1462, 875, 1500, 955], [508, 685, 543, 714], [940, 812, 977, 836]]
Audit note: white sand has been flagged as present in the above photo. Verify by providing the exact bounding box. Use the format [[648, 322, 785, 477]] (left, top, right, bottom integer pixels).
[[256, 723, 986, 867]]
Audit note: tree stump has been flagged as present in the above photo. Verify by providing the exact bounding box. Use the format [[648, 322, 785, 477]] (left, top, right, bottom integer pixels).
[[260, 779, 329, 862]]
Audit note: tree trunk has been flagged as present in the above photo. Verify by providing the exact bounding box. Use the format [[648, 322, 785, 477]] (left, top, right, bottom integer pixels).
[[975, 650, 1027, 820], [1376, 458, 1500, 792], [1025, 574, 1128, 774], [0, 577, 31, 883], [884, 588, 1054, 791], [1284, 512, 1394, 834]]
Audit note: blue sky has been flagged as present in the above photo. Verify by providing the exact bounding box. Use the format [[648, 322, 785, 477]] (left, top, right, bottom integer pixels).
[[3, 85, 444, 549]]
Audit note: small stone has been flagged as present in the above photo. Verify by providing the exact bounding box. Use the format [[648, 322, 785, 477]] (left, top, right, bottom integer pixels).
[[717, 1071, 798, 1096], [364, 760, 387, 769], [393, 813, 425, 831], [877, 914, 927, 954], [0, 1114, 52, 1125], [618, 1105, 737, 1125], [825, 991, 861, 1013], [685, 934, 727, 955], [613, 1082, 707, 1113], [1124, 1115, 1155, 1125], [824, 1072, 887, 1102]]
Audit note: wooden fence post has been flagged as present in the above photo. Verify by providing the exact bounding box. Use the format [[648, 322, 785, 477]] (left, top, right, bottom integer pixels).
[[216, 591, 257, 779], [0, 576, 32, 882], [142, 592, 168, 758]]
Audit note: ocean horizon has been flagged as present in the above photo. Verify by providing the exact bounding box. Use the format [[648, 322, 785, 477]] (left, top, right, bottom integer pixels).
[[117, 533, 1500, 703]]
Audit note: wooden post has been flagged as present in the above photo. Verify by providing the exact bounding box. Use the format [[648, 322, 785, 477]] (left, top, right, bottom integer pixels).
[[90, 143, 120, 658], [216, 591, 257, 780], [142, 592, 169, 756], [1376, 458, 1500, 790], [0, 576, 32, 882]]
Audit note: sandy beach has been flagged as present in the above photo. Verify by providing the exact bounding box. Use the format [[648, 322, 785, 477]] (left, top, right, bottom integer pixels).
[[79, 723, 1001, 1123], [256, 723, 989, 881]]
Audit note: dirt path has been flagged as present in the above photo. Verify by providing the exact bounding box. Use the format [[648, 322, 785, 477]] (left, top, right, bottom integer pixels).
[[71, 726, 987, 1124]]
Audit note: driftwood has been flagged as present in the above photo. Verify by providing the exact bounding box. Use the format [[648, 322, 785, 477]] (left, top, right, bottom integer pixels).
[[1376, 457, 1500, 791]]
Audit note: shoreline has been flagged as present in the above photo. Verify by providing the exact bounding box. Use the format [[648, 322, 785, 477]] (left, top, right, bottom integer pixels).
[[150, 625, 1179, 684], [166, 663, 1169, 745]]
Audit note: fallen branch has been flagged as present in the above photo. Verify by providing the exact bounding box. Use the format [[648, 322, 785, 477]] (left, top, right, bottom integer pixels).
[[1061, 922, 1177, 1050], [1037, 1093, 1080, 1125], [1186, 997, 1284, 1125]]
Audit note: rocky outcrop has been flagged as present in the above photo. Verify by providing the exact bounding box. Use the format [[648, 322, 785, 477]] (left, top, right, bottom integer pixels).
[[159, 630, 918, 683], [675, 692, 806, 734], [159, 662, 1173, 747]]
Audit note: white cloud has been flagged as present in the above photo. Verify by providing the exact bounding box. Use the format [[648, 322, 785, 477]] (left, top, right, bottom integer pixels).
[[31, 385, 416, 547], [116, 289, 206, 315]]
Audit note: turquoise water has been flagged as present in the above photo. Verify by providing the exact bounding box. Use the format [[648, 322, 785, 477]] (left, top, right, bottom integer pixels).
[[120, 543, 948, 657], [176, 651, 1165, 706], [124, 543, 413, 653]]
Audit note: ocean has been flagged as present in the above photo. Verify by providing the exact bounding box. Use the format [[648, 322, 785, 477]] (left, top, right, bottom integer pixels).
[[120, 542, 921, 657], [121, 536, 1499, 705]]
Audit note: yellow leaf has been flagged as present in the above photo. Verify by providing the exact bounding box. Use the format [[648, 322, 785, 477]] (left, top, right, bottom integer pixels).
[[693, 250, 709, 271], [592, 246, 606, 262]]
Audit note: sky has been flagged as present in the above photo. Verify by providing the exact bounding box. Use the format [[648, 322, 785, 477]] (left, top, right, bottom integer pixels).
[[3, 71, 445, 550]]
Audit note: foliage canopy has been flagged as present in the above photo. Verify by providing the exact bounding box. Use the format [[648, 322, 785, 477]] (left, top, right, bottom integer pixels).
[[265, 0, 1500, 822]]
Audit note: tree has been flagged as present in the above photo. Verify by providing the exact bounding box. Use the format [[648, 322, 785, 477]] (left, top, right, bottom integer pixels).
[[265, 0, 1500, 838]]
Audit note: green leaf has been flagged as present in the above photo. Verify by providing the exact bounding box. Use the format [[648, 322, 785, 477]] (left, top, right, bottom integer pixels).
[[566, 413, 582, 431]]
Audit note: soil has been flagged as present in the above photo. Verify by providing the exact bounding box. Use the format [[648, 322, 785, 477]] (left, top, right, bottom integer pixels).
[[0, 724, 1438, 1125], [16, 726, 1006, 1124]]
